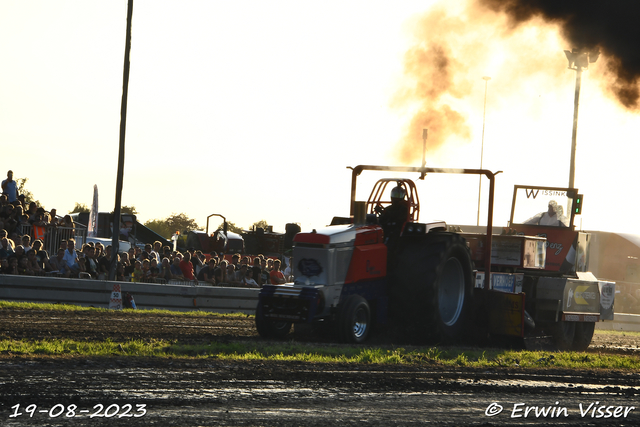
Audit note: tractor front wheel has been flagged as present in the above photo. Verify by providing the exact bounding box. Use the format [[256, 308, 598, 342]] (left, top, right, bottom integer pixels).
[[337, 295, 371, 344]]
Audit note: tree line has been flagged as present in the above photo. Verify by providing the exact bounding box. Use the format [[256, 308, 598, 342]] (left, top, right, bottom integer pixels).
[[16, 177, 269, 239], [71, 203, 268, 239]]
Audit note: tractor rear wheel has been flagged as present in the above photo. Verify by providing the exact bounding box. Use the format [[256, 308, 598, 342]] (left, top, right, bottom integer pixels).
[[255, 305, 292, 339], [572, 322, 595, 351], [336, 295, 371, 344], [389, 232, 474, 343]]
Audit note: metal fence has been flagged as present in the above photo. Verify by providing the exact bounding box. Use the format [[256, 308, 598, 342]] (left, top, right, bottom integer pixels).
[[0, 274, 260, 314], [18, 224, 87, 255], [595, 313, 640, 332]]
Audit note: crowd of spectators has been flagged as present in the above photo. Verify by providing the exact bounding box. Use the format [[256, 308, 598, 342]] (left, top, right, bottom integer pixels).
[[1, 170, 293, 287], [120, 242, 293, 287], [1, 230, 293, 287]]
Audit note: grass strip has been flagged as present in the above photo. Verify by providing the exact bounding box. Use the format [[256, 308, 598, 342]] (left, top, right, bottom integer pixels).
[[1, 338, 639, 370], [0, 301, 247, 318]]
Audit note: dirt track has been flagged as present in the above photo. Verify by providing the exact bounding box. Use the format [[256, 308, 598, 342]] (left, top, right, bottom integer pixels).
[[1, 308, 637, 350], [1, 309, 640, 426]]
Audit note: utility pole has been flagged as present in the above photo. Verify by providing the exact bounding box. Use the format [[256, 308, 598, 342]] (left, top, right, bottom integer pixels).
[[110, 0, 134, 281]]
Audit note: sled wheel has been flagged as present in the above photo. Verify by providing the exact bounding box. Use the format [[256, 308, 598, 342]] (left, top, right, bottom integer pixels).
[[549, 321, 576, 351], [571, 322, 595, 351]]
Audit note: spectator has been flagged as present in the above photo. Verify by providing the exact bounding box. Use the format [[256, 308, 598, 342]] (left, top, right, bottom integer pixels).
[[162, 246, 172, 261], [12, 205, 26, 231], [151, 241, 162, 264], [0, 257, 9, 274], [9, 231, 19, 249], [25, 249, 43, 275], [226, 264, 239, 286], [269, 259, 286, 285], [115, 260, 125, 282], [32, 210, 47, 241], [120, 251, 134, 281], [48, 208, 58, 226], [82, 245, 98, 278], [158, 257, 172, 283], [241, 267, 259, 288], [18, 256, 33, 275], [31, 239, 53, 272], [260, 258, 270, 285], [240, 256, 250, 268], [170, 257, 184, 280], [62, 238, 80, 277], [214, 260, 228, 285], [3, 206, 16, 234], [231, 254, 240, 271], [236, 264, 250, 284], [14, 245, 25, 262], [58, 215, 76, 245], [141, 259, 151, 282], [149, 258, 159, 282], [1, 170, 18, 203], [179, 252, 197, 282], [26, 202, 37, 223], [6, 256, 19, 275], [94, 242, 104, 259], [59, 214, 76, 230], [193, 250, 205, 275], [77, 257, 91, 279], [119, 221, 131, 240], [49, 248, 70, 277], [252, 257, 262, 285], [283, 257, 294, 281], [0, 236, 14, 258], [21, 235, 31, 252], [141, 244, 153, 262], [131, 260, 143, 283], [197, 258, 217, 285], [98, 245, 113, 280]]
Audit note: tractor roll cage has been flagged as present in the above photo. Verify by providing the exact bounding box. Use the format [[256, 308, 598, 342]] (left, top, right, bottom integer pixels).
[[367, 178, 420, 222], [348, 165, 502, 291]]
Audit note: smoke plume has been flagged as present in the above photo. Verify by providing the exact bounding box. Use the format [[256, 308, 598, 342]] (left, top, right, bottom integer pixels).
[[393, 0, 640, 164], [480, 0, 640, 109]]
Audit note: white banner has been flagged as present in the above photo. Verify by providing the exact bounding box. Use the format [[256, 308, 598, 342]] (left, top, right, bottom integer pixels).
[[88, 185, 98, 238]]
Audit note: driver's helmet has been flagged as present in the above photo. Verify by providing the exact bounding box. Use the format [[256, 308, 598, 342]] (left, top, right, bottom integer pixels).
[[390, 185, 406, 200]]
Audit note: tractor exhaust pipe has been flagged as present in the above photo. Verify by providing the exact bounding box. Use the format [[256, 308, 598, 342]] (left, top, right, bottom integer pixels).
[[420, 129, 428, 180], [353, 201, 366, 225]]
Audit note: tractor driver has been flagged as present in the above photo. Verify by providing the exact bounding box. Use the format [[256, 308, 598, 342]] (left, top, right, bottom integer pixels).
[[379, 185, 409, 245], [524, 200, 568, 227]]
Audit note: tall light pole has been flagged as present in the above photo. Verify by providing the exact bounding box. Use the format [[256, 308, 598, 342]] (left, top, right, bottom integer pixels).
[[564, 47, 599, 189], [477, 76, 491, 226]]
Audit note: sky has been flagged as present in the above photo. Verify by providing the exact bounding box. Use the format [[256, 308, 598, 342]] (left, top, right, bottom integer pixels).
[[1, 0, 639, 235]]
